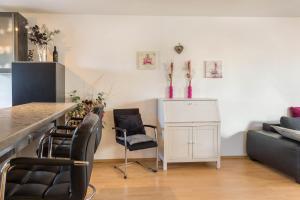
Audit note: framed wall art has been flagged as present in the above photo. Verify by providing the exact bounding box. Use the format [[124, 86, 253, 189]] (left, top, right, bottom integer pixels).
[[204, 60, 223, 78], [137, 51, 158, 70]]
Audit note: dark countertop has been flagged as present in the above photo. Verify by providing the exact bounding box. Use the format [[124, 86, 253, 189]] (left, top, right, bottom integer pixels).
[[0, 102, 76, 155]]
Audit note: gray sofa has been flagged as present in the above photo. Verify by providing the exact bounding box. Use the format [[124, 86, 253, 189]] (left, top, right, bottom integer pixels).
[[246, 117, 300, 183]]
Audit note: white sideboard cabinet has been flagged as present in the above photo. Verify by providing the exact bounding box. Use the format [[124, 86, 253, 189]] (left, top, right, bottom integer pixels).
[[157, 98, 221, 170]]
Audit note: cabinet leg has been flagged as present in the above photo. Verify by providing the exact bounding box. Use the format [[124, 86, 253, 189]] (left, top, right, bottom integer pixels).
[[163, 160, 167, 171], [216, 159, 221, 169]]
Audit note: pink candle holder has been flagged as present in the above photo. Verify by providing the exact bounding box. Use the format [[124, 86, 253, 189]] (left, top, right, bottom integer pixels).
[[169, 85, 173, 98], [187, 83, 192, 99]]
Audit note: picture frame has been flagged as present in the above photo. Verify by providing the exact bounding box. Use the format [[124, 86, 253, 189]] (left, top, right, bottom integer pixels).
[[137, 51, 158, 70], [204, 60, 223, 78]]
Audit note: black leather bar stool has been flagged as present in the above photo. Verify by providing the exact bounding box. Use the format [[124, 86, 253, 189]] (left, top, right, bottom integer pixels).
[[38, 105, 104, 158], [0, 113, 101, 200]]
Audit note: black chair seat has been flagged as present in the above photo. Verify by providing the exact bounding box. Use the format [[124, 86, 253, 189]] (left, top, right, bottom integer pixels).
[[6, 165, 70, 200], [52, 138, 72, 146], [53, 144, 71, 158], [116, 137, 157, 151], [53, 138, 72, 157], [43, 138, 72, 158]]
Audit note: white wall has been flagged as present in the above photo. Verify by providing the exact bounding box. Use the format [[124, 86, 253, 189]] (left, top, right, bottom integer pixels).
[[0, 74, 12, 108], [13, 14, 300, 158]]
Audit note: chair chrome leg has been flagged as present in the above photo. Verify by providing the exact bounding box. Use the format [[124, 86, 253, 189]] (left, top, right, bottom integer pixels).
[[38, 134, 49, 158], [85, 184, 96, 200], [114, 147, 159, 179], [135, 160, 157, 173], [48, 137, 53, 158], [134, 146, 159, 173], [115, 162, 135, 167], [156, 146, 159, 172], [114, 146, 128, 179], [39, 141, 44, 158], [124, 147, 127, 179], [114, 159, 158, 178], [0, 162, 11, 200]]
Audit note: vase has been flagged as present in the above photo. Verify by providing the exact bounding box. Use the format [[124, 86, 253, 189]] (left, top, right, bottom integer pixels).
[[169, 85, 173, 99], [36, 45, 47, 62], [187, 82, 192, 99]]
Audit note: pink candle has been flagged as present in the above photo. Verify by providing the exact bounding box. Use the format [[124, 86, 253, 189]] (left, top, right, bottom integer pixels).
[[187, 61, 192, 98], [169, 62, 174, 98], [188, 84, 192, 98], [170, 62, 174, 86], [169, 85, 173, 98]]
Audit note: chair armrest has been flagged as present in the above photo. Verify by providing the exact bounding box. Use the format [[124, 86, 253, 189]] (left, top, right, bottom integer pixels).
[[56, 125, 77, 131], [9, 157, 88, 166], [112, 127, 127, 134], [112, 127, 128, 148], [50, 133, 73, 139], [144, 125, 157, 129], [144, 125, 158, 141]]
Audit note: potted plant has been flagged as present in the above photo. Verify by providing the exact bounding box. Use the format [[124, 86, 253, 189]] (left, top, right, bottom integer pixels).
[[68, 90, 107, 127], [27, 24, 60, 62]]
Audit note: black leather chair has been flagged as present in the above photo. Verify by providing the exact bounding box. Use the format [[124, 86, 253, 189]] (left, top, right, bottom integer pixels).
[[112, 108, 158, 179], [39, 105, 104, 158], [0, 113, 101, 200]]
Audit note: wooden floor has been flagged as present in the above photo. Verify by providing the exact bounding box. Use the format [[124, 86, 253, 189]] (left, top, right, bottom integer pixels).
[[90, 158, 300, 200]]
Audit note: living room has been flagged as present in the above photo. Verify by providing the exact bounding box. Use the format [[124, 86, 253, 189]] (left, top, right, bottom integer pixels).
[[1, 1, 300, 200]]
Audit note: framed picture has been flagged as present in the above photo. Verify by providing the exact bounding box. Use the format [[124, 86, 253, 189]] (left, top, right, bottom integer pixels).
[[205, 61, 223, 78], [137, 51, 157, 70]]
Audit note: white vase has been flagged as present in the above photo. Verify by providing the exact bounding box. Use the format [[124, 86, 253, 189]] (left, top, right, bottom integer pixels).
[[36, 45, 47, 62]]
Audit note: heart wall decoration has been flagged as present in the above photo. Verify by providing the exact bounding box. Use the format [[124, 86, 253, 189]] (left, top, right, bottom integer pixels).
[[174, 43, 184, 54]]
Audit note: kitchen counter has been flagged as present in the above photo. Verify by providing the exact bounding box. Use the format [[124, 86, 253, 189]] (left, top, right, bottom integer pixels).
[[0, 102, 76, 157]]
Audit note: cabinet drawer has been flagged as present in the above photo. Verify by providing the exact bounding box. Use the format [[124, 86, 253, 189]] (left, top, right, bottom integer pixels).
[[164, 100, 219, 122]]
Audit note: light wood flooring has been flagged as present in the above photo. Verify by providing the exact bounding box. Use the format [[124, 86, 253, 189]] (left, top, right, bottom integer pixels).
[[90, 158, 300, 200]]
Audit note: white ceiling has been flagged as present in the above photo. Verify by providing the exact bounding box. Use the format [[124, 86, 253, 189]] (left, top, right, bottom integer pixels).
[[1, 0, 300, 17]]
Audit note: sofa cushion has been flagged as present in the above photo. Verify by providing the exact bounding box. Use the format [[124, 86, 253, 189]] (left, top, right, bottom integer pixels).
[[273, 126, 300, 142], [262, 123, 280, 133], [290, 107, 300, 117], [280, 116, 300, 130]]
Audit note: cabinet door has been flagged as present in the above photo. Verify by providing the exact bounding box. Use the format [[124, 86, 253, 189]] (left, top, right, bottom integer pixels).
[[192, 126, 218, 159], [167, 126, 192, 161]]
